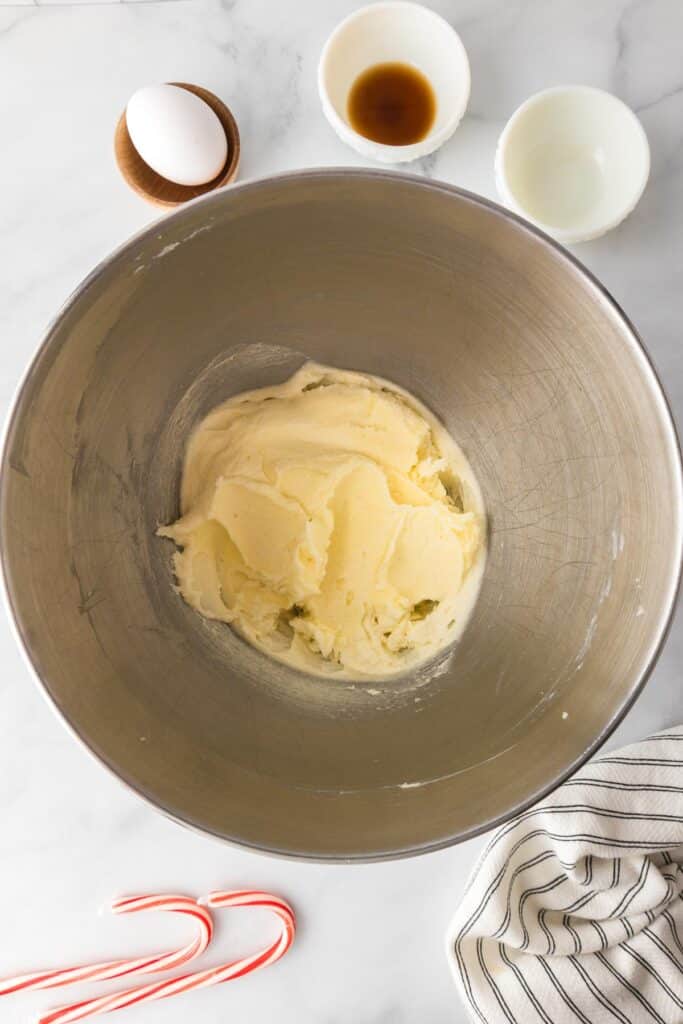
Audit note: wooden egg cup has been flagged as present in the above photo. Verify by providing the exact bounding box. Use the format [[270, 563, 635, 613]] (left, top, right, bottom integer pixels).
[[114, 83, 240, 208]]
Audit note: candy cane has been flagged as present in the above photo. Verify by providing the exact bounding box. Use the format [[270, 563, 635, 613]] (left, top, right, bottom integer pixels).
[[38, 890, 295, 1024], [0, 895, 212, 997]]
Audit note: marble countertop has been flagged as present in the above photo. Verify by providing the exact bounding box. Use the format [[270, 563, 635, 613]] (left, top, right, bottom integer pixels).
[[1, 1, 682, 1021]]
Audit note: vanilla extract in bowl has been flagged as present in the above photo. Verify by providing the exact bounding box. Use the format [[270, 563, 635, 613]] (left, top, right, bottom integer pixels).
[[347, 62, 436, 146]]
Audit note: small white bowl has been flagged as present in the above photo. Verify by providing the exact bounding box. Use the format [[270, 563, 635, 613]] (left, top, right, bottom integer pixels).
[[495, 85, 650, 244], [318, 1, 470, 164]]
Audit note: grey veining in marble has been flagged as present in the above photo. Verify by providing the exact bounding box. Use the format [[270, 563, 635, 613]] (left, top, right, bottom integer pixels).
[[0, 1, 682, 1021]]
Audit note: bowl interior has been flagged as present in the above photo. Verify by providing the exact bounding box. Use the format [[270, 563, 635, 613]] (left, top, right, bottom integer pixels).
[[500, 88, 649, 237], [320, 3, 469, 139], [1, 173, 680, 859]]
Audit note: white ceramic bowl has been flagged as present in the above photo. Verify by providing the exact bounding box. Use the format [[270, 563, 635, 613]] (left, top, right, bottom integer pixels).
[[495, 85, 650, 244], [318, 1, 470, 163]]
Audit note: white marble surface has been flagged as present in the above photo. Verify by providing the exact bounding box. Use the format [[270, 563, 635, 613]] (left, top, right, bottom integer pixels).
[[0, 1, 682, 1021]]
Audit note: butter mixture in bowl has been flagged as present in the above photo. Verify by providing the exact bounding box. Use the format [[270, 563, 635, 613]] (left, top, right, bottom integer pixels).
[[159, 362, 485, 678]]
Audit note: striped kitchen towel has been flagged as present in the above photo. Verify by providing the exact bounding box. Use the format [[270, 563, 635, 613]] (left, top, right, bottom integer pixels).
[[447, 727, 683, 1024]]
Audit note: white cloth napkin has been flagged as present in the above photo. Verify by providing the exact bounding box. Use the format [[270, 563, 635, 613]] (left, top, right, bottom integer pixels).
[[447, 727, 683, 1024]]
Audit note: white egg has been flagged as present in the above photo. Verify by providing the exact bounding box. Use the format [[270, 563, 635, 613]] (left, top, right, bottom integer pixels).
[[126, 84, 228, 187]]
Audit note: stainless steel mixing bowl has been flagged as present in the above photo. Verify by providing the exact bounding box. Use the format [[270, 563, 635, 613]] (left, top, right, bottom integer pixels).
[[2, 171, 681, 860]]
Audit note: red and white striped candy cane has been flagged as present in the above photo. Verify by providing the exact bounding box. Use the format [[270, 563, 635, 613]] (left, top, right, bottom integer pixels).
[[38, 890, 295, 1024], [0, 895, 212, 997]]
